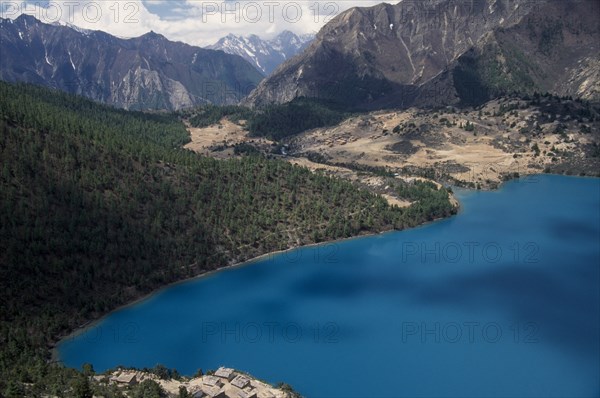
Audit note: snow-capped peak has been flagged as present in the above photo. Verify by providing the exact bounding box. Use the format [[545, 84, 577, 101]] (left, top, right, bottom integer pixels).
[[51, 20, 93, 35], [207, 30, 314, 75]]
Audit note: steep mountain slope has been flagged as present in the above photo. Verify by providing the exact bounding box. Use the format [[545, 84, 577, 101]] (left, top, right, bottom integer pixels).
[[245, 0, 600, 109], [440, 0, 600, 106], [0, 15, 264, 110], [207, 30, 314, 75]]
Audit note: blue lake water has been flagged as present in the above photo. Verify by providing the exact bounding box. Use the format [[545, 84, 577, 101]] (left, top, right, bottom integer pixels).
[[59, 175, 600, 397]]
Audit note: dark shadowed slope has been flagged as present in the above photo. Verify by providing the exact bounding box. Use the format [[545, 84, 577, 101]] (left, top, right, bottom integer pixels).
[[244, 0, 600, 110]]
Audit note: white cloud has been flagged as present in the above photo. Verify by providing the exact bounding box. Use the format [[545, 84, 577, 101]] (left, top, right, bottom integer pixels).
[[1, 1, 399, 46]]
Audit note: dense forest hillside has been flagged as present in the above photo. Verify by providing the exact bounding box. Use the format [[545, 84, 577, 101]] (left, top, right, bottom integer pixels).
[[0, 82, 455, 396]]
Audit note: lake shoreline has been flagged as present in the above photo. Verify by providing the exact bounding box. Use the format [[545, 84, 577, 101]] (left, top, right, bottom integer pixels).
[[52, 174, 600, 398], [50, 226, 410, 363], [53, 173, 595, 365], [51, 192, 467, 365]]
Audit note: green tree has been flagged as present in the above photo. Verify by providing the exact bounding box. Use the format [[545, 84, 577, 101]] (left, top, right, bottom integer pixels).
[[179, 386, 191, 398], [81, 363, 95, 377], [131, 380, 165, 398], [71, 375, 93, 398]]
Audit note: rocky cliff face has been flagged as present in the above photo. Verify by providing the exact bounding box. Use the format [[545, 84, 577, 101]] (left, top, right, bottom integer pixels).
[[207, 30, 314, 75], [244, 0, 600, 109], [0, 15, 264, 110]]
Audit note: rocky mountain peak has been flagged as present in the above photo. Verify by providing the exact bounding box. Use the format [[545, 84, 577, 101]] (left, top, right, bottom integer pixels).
[[244, 0, 599, 109], [14, 13, 38, 25], [141, 30, 164, 39], [0, 16, 264, 110]]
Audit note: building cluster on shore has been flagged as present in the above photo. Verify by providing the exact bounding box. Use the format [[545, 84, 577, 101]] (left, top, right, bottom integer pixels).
[[103, 367, 292, 398]]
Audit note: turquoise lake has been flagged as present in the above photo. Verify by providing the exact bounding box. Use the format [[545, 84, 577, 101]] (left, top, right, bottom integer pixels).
[[59, 175, 600, 397]]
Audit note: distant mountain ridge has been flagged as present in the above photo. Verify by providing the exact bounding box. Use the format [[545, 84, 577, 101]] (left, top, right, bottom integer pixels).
[[207, 31, 314, 75], [0, 15, 264, 110], [244, 0, 600, 109]]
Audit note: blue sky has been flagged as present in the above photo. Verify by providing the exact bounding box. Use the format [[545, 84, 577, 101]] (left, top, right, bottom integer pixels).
[[1, 0, 395, 46], [143, 0, 191, 19]]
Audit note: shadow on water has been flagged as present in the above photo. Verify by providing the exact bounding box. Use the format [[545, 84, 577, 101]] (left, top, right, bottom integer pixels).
[[58, 176, 600, 397], [414, 264, 600, 359], [290, 259, 599, 361]]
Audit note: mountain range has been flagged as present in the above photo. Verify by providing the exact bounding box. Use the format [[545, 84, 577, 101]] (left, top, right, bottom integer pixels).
[[2, 1, 598, 113], [0, 14, 264, 111], [244, 0, 600, 109], [207, 31, 314, 75]]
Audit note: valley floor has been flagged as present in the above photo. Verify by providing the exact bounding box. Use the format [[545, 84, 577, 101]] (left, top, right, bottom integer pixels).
[[185, 96, 600, 194]]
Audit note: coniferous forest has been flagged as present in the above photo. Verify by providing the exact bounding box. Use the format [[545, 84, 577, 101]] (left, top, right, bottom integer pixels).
[[185, 98, 349, 141], [0, 82, 455, 396]]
